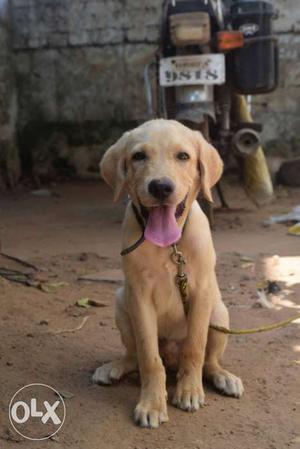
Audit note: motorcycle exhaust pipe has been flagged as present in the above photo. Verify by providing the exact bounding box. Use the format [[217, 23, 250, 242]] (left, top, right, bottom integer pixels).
[[232, 128, 261, 157]]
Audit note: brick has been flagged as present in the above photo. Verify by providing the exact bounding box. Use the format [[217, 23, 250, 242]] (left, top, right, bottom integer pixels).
[[47, 32, 69, 48]]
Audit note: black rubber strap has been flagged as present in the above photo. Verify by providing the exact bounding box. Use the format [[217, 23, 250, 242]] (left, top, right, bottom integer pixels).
[[120, 234, 145, 256], [132, 203, 145, 231], [120, 203, 146, 256]]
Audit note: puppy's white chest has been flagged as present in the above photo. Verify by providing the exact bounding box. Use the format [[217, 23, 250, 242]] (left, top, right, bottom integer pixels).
[[150, 265, 187, 340]]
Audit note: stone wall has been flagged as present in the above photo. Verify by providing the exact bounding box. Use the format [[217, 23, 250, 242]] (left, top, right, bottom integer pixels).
[[6, 0, 300, 178], [0, 0, 20, 187]]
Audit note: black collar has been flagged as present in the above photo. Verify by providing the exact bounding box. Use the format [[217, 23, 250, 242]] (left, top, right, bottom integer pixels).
[[120, 203, 145, 256]]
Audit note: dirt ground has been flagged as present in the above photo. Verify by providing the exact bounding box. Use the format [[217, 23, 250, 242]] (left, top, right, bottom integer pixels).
[[0, 179, 299, 449]]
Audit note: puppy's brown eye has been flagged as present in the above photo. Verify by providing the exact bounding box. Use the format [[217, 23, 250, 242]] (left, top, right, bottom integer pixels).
[[132, 151, 147, 161], [177, 152, 190, 161]]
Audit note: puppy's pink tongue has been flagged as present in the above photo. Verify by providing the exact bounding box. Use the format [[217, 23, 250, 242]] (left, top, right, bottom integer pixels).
[[144, 205, 181, 247]]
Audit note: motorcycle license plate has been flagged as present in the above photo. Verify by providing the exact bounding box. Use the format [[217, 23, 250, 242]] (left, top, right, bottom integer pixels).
[[159, 54, 225, 87]]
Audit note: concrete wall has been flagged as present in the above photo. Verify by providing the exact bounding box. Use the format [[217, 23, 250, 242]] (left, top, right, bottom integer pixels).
[[252, 0, 300, 155], [6, 0, 300, 177], [10, 0, 161, 177], [11, 0, 160, 126], [0, 0, 20, 187]]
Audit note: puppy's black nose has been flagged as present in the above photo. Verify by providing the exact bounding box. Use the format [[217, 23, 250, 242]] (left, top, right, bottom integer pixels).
[[148, 178, 175, 200]]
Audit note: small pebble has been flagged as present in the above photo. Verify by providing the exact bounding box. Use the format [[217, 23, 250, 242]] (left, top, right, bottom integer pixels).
[[39, 319, 49, 325]]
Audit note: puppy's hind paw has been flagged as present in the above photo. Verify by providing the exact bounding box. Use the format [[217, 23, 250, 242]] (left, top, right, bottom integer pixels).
[[211, 370, 244, 398], [92, 357, 135, 385], [92, 362, 120, 385]]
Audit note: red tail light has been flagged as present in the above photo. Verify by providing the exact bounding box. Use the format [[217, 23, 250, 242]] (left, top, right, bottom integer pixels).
[[217, 31, 244, 51]]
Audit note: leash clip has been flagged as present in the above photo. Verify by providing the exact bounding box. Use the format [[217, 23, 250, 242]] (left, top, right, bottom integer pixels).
[[171, 243, 185, 265], [171, 244, 189, 312]]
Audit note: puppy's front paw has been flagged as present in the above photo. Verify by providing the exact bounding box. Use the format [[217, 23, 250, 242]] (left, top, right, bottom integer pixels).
[[172, 374, 205, 412], [134, 394, 168, 428]]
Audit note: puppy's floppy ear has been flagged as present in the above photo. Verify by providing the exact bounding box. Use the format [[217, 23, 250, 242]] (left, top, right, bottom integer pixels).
[[194, 131, 223, 202], [100, 132, 129, 202]]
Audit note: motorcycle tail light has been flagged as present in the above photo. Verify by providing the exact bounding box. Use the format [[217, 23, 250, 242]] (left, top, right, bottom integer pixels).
[[169, 12, 211, 47], [217, 31, 244, 51]]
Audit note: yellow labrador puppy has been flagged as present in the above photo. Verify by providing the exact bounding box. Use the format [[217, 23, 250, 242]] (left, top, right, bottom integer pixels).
[[93, 119, 244, 428]]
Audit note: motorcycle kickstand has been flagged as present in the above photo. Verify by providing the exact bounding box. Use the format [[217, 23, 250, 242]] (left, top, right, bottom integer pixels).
[[216, 181, 230, 209]]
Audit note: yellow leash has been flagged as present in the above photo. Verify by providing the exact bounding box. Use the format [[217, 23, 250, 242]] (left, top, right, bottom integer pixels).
[[209, 312, 300, 335], [171, 244, 300, 336]]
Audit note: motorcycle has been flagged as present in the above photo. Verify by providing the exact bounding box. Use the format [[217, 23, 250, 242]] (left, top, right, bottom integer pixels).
[[145, 0, 278, 214]]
